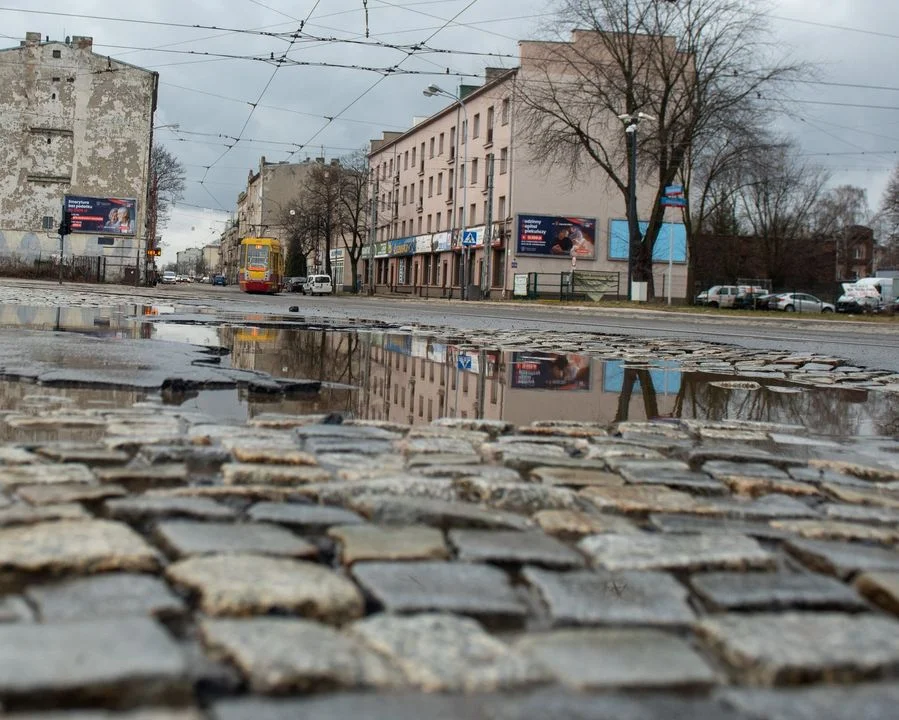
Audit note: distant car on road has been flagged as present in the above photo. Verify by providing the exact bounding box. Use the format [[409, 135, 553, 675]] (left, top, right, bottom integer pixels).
[[287, 276, 307, 293], [768, 292, 834, 313], [161, 271, 177, 284], [303, 274, 333, 296], [212, 274, 227, 286]]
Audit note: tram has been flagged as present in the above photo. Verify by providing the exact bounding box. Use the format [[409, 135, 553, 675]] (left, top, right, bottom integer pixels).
[[237, 237, 284, 294]]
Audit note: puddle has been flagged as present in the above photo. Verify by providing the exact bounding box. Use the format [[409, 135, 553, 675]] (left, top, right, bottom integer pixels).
[[0, 303, 897, 440]]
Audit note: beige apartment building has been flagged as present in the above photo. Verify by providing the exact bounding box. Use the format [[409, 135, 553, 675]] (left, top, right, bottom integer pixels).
[[366, 33, 689, 300]]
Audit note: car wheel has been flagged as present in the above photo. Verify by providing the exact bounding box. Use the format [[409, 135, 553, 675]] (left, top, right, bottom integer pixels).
[[708, 301, 718, 308], [822, 307, 833, 313], [784, 305, 795, 312]]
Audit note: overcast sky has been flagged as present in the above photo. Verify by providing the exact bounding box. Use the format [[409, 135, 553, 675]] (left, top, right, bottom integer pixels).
[[3, 0, 898, 264]]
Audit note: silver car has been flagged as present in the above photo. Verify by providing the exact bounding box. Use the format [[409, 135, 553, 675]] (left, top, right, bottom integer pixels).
[[769, 292, 834, 313]]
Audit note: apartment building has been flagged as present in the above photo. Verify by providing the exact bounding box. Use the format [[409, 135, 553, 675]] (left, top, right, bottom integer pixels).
[[367, 32, 689, 300]]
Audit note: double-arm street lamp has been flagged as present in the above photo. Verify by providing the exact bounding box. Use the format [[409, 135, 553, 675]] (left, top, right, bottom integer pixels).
[[423, 83, 469, 300]]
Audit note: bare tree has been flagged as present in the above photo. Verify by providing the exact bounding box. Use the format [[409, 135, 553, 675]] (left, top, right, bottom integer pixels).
[[736, 142, 829, 287], [876, 163, 899, 267], [814, 185, 870, 279], [300, 163, 343, 278], [149, 143, 186, 229], [518, 0, 801, 297], [280, 204, 318, 277], [337, 149, 370, 292]]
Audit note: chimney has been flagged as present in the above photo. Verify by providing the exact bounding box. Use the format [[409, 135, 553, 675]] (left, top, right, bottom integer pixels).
[[72, 35, 93, 51], [25, 32, 41, 46]]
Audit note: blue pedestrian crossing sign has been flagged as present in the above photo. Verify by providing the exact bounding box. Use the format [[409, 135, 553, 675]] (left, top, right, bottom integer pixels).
[[462, 230, 477, 246], [457, 354, 473, 370]]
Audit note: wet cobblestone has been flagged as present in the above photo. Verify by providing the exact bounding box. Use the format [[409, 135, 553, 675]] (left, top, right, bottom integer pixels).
[[0, 409, 898, 715]]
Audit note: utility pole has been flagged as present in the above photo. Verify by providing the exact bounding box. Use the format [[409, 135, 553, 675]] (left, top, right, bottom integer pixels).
[[367, 176, 379, 294], [482, 153, 495, 298]]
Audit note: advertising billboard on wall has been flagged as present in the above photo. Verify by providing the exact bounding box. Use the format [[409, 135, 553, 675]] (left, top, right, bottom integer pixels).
[[510, 352, 591, 391], [64, 196, 137, 236], [517, 215, 596, 259], [608, 220, 687, 262]]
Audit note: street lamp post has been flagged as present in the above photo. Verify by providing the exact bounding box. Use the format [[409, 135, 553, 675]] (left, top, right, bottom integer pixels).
[[618, 112, 655, 301], [424, 84, 468, 301]]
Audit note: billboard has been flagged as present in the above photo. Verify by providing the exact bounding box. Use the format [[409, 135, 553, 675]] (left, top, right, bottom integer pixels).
[[517, 215, 596, 259], [64, 196, 137, 236], [608, 219, 686, 262], [510, 352, 591, 391]]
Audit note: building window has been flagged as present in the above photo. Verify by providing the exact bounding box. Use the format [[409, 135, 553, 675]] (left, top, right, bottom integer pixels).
[[461, 119, 467, 144], [418, 217, 423, 233], [403, 186, 407, 205], [854, 246, 864, 260], [471, 158, 478, 185], [404, 150, 408, 170], [472, 113, 480, 138], [470, 203, 476, 224], [427, 214, 432, 232], [42, 216, 55, 230], [498, 195, 506, 220], [449, 126, 456, 159], [438, 132, 445, 155], [419, 179, 424, 200], [420, 143, 425, 172], [429, 137, 435, 158], [486, 106, 494, 144], [436, 212, 442, 229], [389, 158, 393, 176], [52, 49, 61, 58], [500, 147, 508, 174], [428, 176, 434, 197], [410, 184, 414, 203], [411, 147, 416, 167], [459, 164, 466, 187], [437, 172, 443, 195], [501, 97, 510, 125], [402, 220, 407, 236]]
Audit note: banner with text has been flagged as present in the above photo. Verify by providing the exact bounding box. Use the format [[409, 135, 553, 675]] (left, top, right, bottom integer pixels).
[[516, 215, 596, 259], [64, 195, 137, 236], [510, 352, 591, 391]]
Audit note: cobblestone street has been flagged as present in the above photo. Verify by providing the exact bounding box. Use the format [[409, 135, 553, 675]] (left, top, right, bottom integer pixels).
[[0, 282, 897, 718]]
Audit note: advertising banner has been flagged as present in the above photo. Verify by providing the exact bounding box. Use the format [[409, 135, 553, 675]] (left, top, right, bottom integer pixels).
[[390, 238, 415, 256], [510, 352, 591, 391], [414, 236, 433, 254], [64, 196, 137, 236], [433, 231, 452, 252], [517, 215, 596, 259], [608, 220, 687, 262]]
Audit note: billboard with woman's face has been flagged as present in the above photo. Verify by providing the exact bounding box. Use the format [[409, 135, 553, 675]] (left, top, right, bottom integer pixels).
[[64, 196, 137, 236], [516, 215, 596, 259]]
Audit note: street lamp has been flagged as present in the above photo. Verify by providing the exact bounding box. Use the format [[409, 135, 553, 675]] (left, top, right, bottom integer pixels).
[[424, 83, 469, 300], [617, 112, 655, 300]]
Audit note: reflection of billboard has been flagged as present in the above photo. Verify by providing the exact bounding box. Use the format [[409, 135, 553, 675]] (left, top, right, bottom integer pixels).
[[517, 215, 596, 258], [510, 352, 591, 390], [602, 360, 682, 395], [608, 220, 686, 262], [64, 196, 137, 236]]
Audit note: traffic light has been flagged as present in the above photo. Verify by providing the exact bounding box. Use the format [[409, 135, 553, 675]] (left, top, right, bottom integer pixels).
[[58, 211, 72, 236], [146, 248, 161, 257]]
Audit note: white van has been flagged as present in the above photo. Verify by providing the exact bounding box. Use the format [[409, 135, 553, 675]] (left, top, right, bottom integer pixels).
[[303, 274, 333, 296]]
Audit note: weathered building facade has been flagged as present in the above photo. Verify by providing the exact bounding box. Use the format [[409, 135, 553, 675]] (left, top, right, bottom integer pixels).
[[0, 32, 158, 283], [366, 33, 689, 301]]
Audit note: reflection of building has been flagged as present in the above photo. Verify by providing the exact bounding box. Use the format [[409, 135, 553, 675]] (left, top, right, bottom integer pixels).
[[0, 32, 157, 284], [366, 33, 689, 300]]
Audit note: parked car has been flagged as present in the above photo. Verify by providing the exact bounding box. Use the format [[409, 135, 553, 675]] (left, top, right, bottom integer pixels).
[[837, 277, 894, 314], [734, 289, 771, 310], [303, 274, 333, 296], [212, 274, 227, 286], [161, 270, 177, 284], [768, 292, 834, 313], [697, 285, 767, 309], [287, 276, 307, 293]]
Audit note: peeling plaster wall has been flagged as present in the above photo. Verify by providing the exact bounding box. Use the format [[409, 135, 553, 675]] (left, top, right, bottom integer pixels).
[[0, 34, 156, 282]]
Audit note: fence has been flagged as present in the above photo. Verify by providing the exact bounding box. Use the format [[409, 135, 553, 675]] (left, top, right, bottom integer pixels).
[[0, 252, 106, 283], [514, 271, 622, 301]]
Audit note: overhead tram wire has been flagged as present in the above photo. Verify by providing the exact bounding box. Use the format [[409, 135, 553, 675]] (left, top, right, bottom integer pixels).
[[198, 1, 327, 201], [285, 0, 482, 162]]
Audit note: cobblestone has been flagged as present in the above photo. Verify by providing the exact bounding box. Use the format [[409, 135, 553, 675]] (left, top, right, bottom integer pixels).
[[0, 323, 896, 716]]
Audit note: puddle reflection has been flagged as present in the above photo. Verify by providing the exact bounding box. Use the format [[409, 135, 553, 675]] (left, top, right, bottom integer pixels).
[[0, 304, 896, 438]]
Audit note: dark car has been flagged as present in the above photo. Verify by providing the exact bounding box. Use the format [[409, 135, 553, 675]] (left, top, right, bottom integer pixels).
[[212, 274, 227, 286], [288, 276, 307, 293]]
